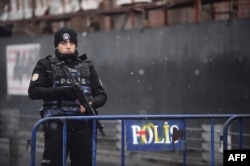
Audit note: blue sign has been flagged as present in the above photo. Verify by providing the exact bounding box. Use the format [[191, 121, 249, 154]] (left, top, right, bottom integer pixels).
[[125, 119, 186, 151]]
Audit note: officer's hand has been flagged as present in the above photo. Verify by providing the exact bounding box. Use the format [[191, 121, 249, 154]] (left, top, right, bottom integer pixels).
[[79, 102, 93, 113], [79, 105, 86, 113], [76, 100, 86, 113]]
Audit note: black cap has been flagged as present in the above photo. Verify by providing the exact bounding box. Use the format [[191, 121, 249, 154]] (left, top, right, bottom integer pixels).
[[54, 27, 77, 48]]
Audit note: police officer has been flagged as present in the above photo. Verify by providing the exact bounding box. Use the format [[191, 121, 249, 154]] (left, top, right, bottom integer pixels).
[[28, 26, 107, 166]]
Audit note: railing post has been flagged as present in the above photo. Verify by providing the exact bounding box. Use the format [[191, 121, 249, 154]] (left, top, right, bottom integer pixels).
[[183, 119, 187, 166], [210, 119, 215, 166], [92, 120, 97, 166], [121, 119, 125, 166], [223, 116, 235, 150], [62, 120, 67, 166], [223, 115, 250, 151], [238, 118, 243, 149], [30, 118, 43, 166]]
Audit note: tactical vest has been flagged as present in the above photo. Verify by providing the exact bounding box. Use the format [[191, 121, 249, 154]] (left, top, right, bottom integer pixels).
[[42, 56, 92, 117]]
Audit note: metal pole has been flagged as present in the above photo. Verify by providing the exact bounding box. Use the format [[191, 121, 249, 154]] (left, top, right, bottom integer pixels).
[[62, 120, 67, 166], [182, 119, 187, 166], [92, 120, 97, 166], [210, 119, 215, 166], [238, 118, 243, 149], [121, 120, 125, 166]]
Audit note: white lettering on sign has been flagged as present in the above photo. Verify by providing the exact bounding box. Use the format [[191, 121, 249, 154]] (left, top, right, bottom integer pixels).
[[130, 122, 182, 145]]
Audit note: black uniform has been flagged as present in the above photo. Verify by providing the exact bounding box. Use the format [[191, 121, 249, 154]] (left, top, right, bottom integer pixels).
[[28, 51, 107, 166]]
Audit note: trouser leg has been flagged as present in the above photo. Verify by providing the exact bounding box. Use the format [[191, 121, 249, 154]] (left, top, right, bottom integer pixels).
[[69, 126, 94, 166], [41, 125, 64, 166]]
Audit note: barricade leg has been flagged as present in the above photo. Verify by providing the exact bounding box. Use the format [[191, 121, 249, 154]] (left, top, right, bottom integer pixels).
[[62, 120, 67, 166], [92, 120, 97, 166]]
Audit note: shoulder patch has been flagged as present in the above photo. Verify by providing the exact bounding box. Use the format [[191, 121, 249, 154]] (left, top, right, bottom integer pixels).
[[31, 73, 39, 81]]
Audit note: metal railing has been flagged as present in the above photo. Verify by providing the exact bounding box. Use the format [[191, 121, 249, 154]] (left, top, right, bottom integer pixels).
[[30, 114, 250, 166], [222, 114, 250, 150]]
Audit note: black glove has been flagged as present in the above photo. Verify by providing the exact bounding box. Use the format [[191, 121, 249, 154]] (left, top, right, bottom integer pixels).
[[54, 87, 76, 99]]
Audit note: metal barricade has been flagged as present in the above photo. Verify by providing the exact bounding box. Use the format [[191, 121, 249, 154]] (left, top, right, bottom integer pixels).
[[222, 114, 250, 150], [30, 114, 250, 166]]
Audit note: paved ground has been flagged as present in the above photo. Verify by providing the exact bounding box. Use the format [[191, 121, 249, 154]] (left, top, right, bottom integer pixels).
[[0, 140, 41, 166]]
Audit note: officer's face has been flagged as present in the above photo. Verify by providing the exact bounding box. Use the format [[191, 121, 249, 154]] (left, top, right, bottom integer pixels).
[[57, 40, 76, 55]]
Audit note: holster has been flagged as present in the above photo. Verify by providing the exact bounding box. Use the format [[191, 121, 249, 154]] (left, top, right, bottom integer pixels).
[[39, 107, 48, 132], [39, 107, 44, 118]]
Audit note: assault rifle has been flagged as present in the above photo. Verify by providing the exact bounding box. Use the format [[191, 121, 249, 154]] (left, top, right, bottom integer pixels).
[[59, 62, 105, 136]]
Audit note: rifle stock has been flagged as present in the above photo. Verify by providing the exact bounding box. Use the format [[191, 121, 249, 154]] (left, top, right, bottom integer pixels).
[[60, 62, 105, 136]]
